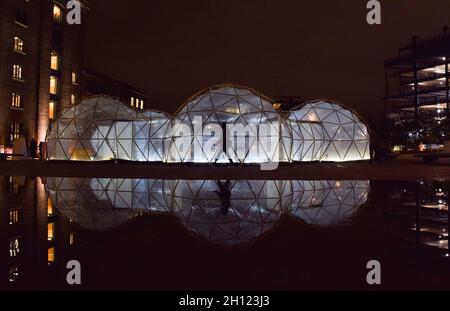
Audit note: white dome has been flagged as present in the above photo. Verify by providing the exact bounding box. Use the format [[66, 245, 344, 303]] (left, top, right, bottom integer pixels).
[[46, 96, 171, 162], [287, 100, 370, 162], [167, 84, 288, 164]]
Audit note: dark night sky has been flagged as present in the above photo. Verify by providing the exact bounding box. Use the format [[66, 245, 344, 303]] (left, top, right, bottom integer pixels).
[[84, 0, 450, 120]]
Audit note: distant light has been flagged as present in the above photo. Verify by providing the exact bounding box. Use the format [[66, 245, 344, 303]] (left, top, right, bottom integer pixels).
[[437, 109, 442, 114], [441, 57, 447, 61]]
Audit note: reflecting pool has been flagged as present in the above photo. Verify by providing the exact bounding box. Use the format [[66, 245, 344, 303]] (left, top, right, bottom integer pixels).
[[0, 176, 448, 290]]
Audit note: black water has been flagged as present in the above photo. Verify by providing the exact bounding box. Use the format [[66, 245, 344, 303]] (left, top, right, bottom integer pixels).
[[0, 177, 448, 291]]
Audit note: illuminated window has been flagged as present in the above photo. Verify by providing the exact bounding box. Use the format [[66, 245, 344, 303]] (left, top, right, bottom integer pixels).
[[49, 101, 56, 120], [13, 37, 24, 52], [9, 121, 21, 144], [51, 52, 60, 71], [47, 198, 54, 216], [9, 265, 20, 282], [131, 97, 135, 108], [140, 100, 144, 110], [12, 64, 23, 80], [72, 72, 77, 84], [48, 223, 55, 241], [9, 209, 20, 225], [71, 94, 76, 106], [50, 76, 59, 95], [69, 232, 75, 246], [11, 93, 23, 108], [48, 247, 55, 265], [53, 5, 63, 23], [9, 237, 20, 257]]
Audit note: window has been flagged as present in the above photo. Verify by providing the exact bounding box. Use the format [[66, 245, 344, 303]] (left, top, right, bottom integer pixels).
[[10, 122, 21, 144], [9, 209, 20, 225], [15, 9, 28, 27], [47, 198, 54, 216], [49, 76, 59, 95], [53, 5, 63, 23], [139, 100, 144, 110], [11, 93, 23, 108], [48, 223, 55, 241], [72, 72, 77, 84], [69, 232, 75, 246], [51, 52, 60, 71], [13, 64, 23, 80], [71, 94, 76, 106], [9, 265, 20, 283], [9, 176, 21, 196], [9, 238, 20, 257], [48, 247, 55, 265], [131, 97, 135, 108], [49, 101, 56, 120], [13, 37, 24, 52]]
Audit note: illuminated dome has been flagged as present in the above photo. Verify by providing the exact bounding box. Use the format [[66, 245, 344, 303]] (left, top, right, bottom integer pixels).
[[166, 179, 290, 246], [46, 96, 171, 162], [289, 180, 370, 226], [287, 100, 370, 162], [46, 177, 148, 232], [167, 84, 290, 163]]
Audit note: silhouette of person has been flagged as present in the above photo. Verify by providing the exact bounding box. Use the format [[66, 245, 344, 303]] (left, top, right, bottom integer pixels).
[[29, 138, 37, 159], [214, 180, 231, 215]]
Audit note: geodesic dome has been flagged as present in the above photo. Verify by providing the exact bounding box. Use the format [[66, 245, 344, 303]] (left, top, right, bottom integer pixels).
[[46, 177, 146, 232], [287, 100, 370, 162], [46, 96, 170, 162], [166, 179, 291, 246], [167, 84, 290, 164], [46, 177, 170, 232], [289, 180, 370, 226]]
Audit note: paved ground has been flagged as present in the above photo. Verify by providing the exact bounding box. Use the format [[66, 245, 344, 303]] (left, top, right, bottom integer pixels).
[[0, 157, 449, 180]]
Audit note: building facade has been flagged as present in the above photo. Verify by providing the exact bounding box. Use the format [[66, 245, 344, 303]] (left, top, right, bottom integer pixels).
[[0, 0, 88, 150], [385, 27, 450, 150], [83, 69, 148, 110]]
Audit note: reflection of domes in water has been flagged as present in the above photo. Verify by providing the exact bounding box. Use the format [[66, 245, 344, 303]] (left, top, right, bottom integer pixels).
[[46, 177, 169, 232], [289, 180, 370, 226], [45, 178, 371, 239], [166, 179, 291, 246]]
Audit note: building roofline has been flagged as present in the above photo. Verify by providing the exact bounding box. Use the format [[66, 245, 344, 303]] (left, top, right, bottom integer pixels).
[[83, 69, 148, 99]]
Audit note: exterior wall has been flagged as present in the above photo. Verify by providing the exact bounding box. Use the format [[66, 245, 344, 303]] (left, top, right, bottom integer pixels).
[[0, 0, 86, 148], [82, 70, 149, 110]]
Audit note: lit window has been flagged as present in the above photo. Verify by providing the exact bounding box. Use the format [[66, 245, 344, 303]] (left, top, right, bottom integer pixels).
[[12, 64, 23, 80], [69, 232, 75, 246], [49, 76, 59, 95], [51, 52, 60, 71], [48, 223, 55, 241], [9, 209, 20, 225], [9, 122, 21, 144], [53, 5, 63, 23], [13, 37, 24, 52], [48, 247, 55, 265], [140, 100, 144, 110], [131, 97, 135, 108], [47, 198, 54, 216], [72, 72, 77, 84], [9, 265, 20, 283], [49, 101, 56, 120], [9, 238, 20, 257], [11, 93, 23, 108], [71, 94, 76, 106]]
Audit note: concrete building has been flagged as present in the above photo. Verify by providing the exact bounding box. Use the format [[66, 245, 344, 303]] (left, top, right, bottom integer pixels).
[[385, 27, 450, 150]]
